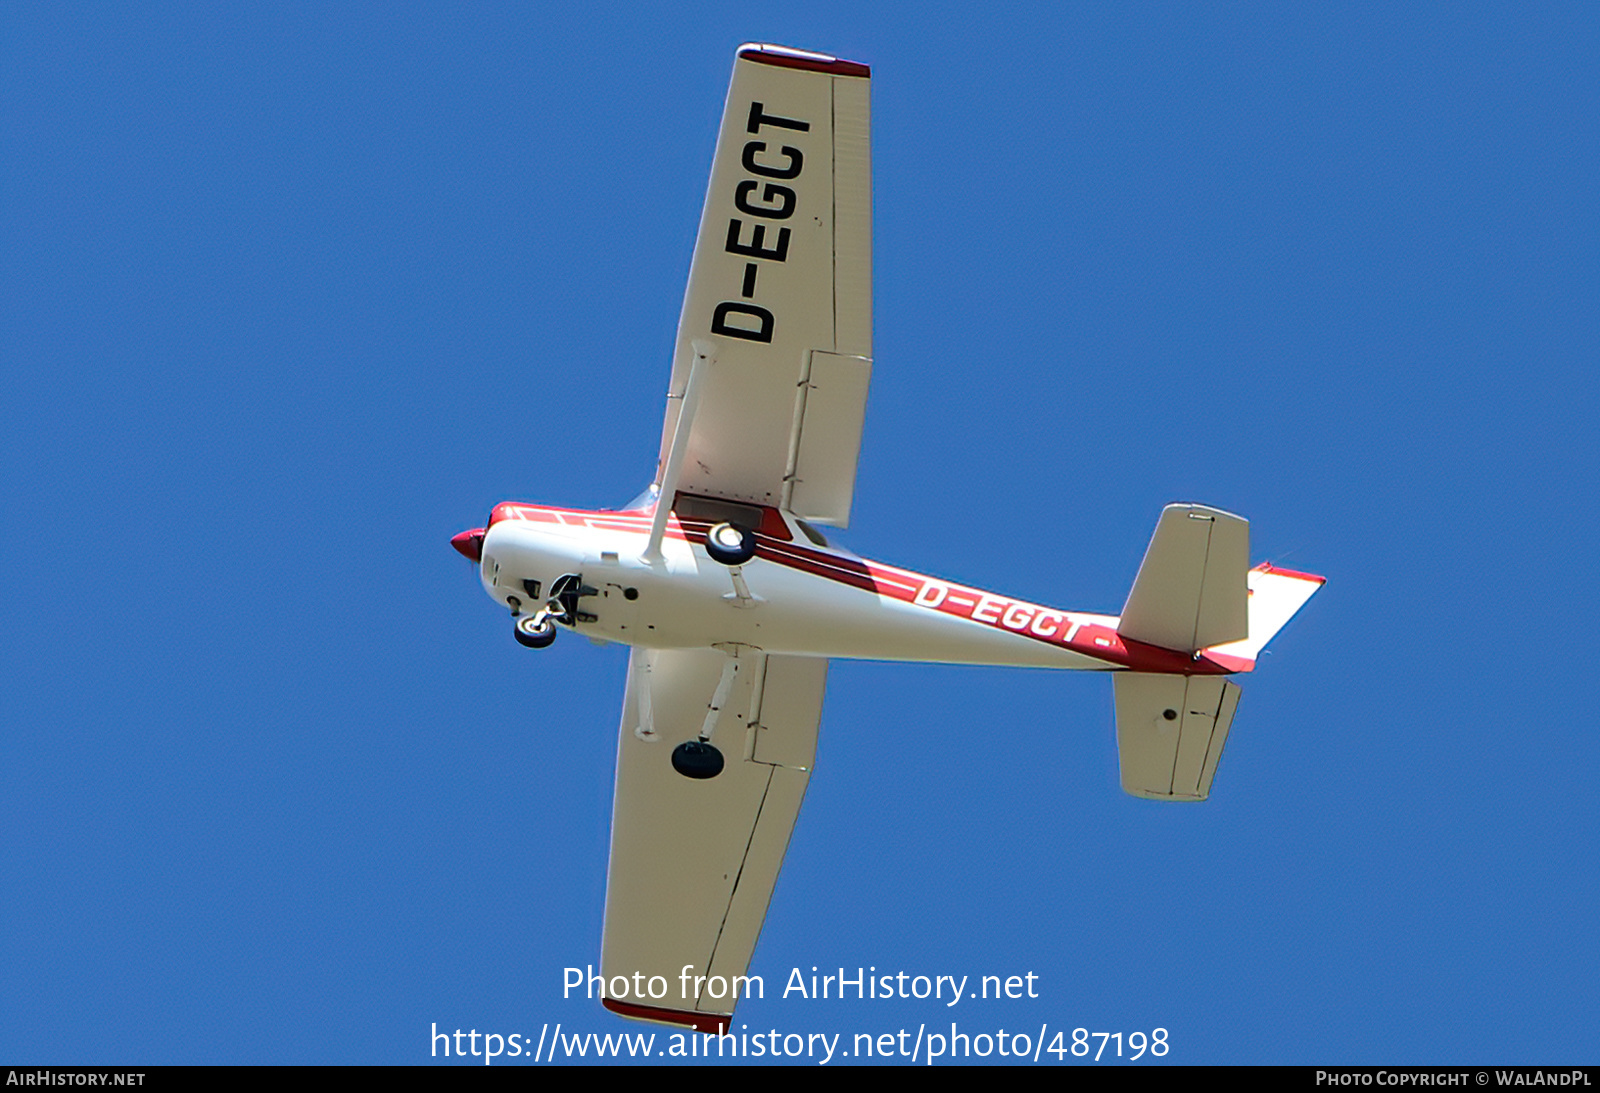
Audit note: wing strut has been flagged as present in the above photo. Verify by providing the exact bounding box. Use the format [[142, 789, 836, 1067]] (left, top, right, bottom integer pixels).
[[641, 340, 716, 564]]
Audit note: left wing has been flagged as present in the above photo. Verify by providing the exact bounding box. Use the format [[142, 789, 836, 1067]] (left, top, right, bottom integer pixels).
[[654, 44, 872, 527], [601, 646, 827, 1031]]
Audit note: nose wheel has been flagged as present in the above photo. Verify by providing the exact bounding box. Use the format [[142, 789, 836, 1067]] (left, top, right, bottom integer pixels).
[[514, 612, 557, 649], [508, 572, 598, 650]]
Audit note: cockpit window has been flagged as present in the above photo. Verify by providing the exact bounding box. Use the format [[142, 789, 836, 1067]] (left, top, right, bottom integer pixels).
[[796, 519, 829, 547], [673, 494, 764, 529]]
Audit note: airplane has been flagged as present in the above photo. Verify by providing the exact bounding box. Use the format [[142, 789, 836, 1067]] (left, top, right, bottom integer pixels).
[[450, 43, 1323, 1035]]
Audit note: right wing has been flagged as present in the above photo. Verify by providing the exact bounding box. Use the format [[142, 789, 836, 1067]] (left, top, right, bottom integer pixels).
[[654, 44, 872, 527], [600, 645, 827, 1031]]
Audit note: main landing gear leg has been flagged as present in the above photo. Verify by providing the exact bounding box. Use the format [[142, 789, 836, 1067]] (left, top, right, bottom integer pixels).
[[671, 652, 741, 780]]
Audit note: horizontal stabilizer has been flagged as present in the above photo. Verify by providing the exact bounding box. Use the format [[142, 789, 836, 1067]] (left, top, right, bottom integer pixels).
[[1119, 504, 1249, 654], [1114, 672, 1242, 801]]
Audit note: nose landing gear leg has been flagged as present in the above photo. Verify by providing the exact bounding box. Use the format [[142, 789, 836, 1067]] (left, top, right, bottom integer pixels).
[[510, 573, 598, 650]]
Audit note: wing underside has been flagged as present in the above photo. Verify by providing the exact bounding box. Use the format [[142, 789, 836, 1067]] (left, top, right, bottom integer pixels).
[[601, 645, 827, 1030], [655, 44, 872, 528]]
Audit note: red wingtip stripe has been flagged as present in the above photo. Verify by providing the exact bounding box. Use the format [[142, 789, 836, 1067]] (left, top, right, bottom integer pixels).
[[737, 43, 870, 78], [1253, 562, 1327, 585], [602, 998, 730, 1034]]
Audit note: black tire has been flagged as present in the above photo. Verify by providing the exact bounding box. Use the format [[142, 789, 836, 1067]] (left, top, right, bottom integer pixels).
[[704, 522, 756, 566], [513, 614, 557, 649], [671, 740, 725, 779]]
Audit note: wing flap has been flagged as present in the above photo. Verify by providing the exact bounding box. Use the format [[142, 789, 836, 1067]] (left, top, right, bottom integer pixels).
[[786, 352, 872, 526]]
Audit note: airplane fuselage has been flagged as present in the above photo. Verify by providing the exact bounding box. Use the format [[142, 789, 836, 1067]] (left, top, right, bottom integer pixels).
[[473, 500, 1234, 677]]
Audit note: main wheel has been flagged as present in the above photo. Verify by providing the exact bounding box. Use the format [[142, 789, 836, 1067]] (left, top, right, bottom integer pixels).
[[671, 740, 724, 779], [704, 522, 756, 566], [513, 614, 557, 649]]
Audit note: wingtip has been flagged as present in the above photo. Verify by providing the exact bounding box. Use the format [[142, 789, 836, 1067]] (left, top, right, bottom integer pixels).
[[602, 998, 731, 1034], [737, 43, 870, 78]]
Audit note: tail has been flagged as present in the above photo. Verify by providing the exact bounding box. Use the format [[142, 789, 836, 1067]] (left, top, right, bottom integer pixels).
[[1111, 505, 1324, 801]]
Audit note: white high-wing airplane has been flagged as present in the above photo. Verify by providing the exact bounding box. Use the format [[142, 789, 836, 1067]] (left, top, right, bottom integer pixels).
[[452, 44, 1322, 1034]]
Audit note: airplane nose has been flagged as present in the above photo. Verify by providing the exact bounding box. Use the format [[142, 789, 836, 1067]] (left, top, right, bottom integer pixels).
[[451, 528, 486, 562]]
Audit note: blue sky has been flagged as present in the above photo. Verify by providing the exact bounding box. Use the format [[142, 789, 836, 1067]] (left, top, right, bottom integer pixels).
[[5, 2, 1595, 1065]]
